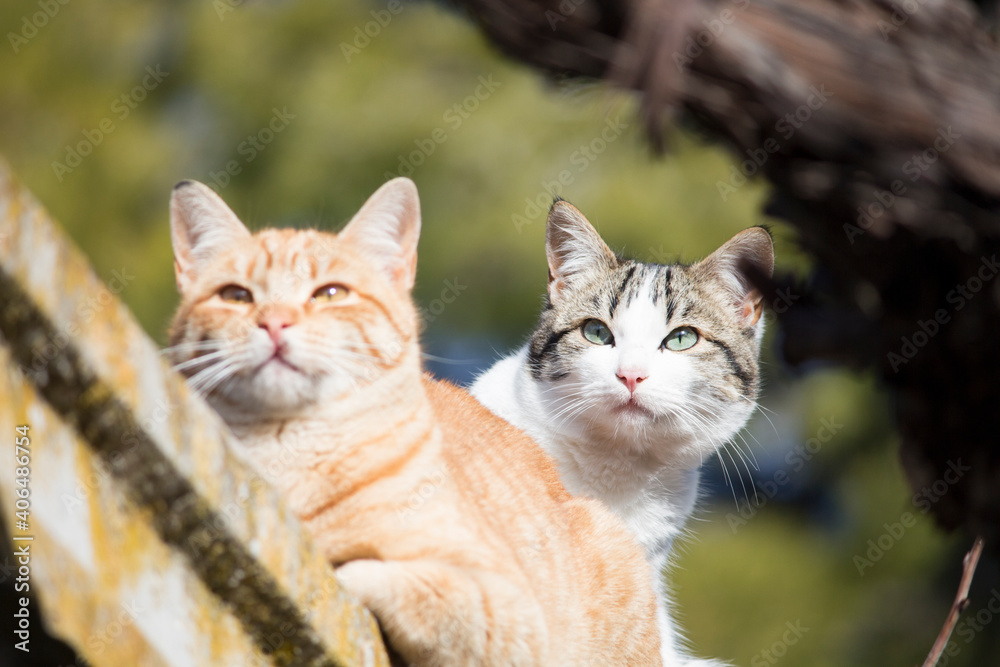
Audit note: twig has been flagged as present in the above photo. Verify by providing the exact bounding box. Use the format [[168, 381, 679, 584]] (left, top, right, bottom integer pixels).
[[921, 536, 985, 667]]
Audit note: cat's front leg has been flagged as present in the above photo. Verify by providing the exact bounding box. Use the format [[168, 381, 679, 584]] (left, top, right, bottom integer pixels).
[[337, 559, 544, 667]]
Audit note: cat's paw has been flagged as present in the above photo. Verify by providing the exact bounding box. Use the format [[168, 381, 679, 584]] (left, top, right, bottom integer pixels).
[[335, 558, 387, 607]]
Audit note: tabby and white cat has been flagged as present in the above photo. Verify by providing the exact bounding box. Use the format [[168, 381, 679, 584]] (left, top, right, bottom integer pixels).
[[166, 179, 662, 666], [472, 200, 773, 667]]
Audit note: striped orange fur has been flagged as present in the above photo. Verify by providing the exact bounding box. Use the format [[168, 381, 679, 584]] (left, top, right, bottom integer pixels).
[[166, 178, 661, 666]]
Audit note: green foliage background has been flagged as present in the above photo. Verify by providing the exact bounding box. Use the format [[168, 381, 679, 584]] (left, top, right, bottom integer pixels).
[[2, 1, 996, 665]]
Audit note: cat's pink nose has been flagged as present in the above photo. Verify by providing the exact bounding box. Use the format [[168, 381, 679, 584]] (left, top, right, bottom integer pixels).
[[258, 313, 295, 345], [616, 370, 647, 394]]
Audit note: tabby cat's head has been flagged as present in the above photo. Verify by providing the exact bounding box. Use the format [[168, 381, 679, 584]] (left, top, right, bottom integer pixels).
[[528, 200, 773, 461], [166, 178, 421, 420]]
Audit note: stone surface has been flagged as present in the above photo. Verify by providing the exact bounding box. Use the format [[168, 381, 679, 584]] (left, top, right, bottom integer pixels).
[[0, 159, 389, 667]]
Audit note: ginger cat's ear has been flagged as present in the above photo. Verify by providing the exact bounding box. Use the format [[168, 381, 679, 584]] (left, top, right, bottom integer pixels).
[[339, 177, 421, 292], [170, 180, 251, 291], [545, 199, 617, 299], [699, 226, 774, 327]]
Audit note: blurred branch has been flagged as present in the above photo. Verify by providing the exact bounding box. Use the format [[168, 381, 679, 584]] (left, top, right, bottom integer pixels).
[[921, 537, 985, 667]]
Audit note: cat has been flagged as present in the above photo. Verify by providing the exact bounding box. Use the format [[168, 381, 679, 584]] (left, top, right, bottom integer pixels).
[[165, 178, 663, 666], [471, 199, 774, 667]]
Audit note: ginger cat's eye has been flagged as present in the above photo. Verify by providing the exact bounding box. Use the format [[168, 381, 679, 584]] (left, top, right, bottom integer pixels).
[[218, 284, 253, 304], [662, 326, 698, 351], [311, 284, 350, 303], [582, 319, 614, 346]]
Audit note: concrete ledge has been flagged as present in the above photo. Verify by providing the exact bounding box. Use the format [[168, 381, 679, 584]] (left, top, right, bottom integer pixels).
[[0, 160, 389, 667]]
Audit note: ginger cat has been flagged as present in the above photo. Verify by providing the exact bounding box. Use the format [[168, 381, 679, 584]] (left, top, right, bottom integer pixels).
[[166, 178, 661, 666]]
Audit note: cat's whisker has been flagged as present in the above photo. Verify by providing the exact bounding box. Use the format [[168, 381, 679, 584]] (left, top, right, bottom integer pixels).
[[733, 444, 760, 504], [671, 406, 754, 498], [296, 340, 378, 359], [556, 397, 606, 431], [171, 350, 230, 373], [421, 353, 477, 365], [316, 349, 382, 368], [185, 363, 236, 395], [293, 337, 388, 373], [546, 392, 589, 418], [164, 338, 224, 347], [194, 375, 236, 398], [318, 341, 385, 355], [540, 382, 597, 405], [547, 389, 603, 423], [558, 398, 603, 428], [611, 416, 623, 443], [295, 331, 384, 350], [737, 395, 781, 439], [184, 351, 251, 397], [537, 385, 593, 399], [730, 431, 761, 472], [582, 400, 609, 433], [719, 443, 753, 506], [549, 401, 591, 429], [669, 403, 721, 442], [723, 440, 759, 504], [181, 355, 223, 383], [309, 357, 379, 385], [752, 401, 778, 416], [534, 380, 593, 398], [161, 342, 226, 361], [753, 404, 781, 439], [737, 426, 765, 455], [541, 394, 590, 418], [714, 448, 740, 507]]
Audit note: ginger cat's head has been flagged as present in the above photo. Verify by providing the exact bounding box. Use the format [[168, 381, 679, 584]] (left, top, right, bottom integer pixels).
[[166, 178, 421, 421]]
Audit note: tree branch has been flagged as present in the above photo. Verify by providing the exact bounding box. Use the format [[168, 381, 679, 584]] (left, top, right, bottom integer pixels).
[[921, 536, 985, 667]]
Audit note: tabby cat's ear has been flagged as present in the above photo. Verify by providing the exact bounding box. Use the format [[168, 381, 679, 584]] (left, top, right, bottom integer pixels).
[[545, 200, 617, 299], [699, 227, 774, 327], [170, 180, 251, 291], [339, 177, 421, 292]]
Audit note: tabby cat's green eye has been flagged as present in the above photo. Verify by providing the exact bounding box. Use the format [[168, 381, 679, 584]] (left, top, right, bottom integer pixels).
[[311, 284, 349, 303], [582, 319, 614, 346], [218, 284, 253, 304], [663, 326, 698, 351]]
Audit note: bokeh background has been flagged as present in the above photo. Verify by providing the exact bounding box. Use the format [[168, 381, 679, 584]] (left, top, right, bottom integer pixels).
[[2, 1, 998, 665]]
